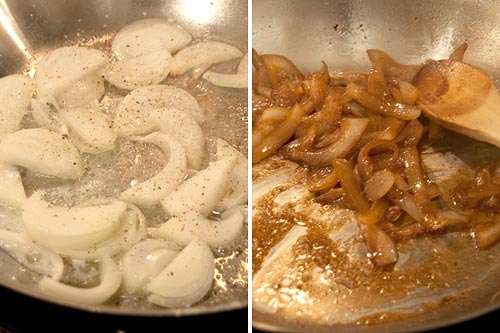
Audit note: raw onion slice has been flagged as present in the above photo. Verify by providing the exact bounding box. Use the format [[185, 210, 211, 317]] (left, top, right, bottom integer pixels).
[[0, 74, 34, 137], [202, 52, 248, 89], [112, 19, 192, 59], [114, 85, 205, 136], [149, 108, 205, 170], [55, 204, 147, 260], [146, 238, 214, 308], [30, 96, 68, 134], [0, 228, 63, 280], [22, 192, 126, 250], [34, 46, 108, 98], [216, 138, 248, 210], [161, 158, 236, 216], [0, 128, 84, 179], [154, 208, 244, 250], [59, 101, 116, 154], [121, 238, 181, 294], [0, 163, 25, 209], [38, 256, 122, 305], [102, 49, 173, 90], [57, 74, 105, 107], [120, 132, 187, 208], [170, 41, 243, 76]]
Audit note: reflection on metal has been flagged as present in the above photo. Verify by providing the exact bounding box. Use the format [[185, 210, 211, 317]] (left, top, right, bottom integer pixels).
[[0, 0, 31, 59], [179, 0, 219, 24]]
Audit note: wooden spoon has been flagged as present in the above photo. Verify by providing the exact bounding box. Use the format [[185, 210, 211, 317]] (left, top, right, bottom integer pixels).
[[413, 59, 500, 148]]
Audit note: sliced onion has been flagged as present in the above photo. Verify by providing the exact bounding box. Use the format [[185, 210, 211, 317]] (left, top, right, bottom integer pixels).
[[55, 204, 147, 260], [121, 238, 181, 294], [0, 163, 25, 209], [285, 117, 369, 168], [30, 96, 68, 134], [0, 228, 63, 280], [202, 71, 247, 89], [360, 224, 398, 267], [171, 41, 243, 76], [112, 19, 192, 59], [102, 49, 173, 90], [364, 170, 396, 202], [237, 52, 248, 74], [22, 192, 126, 250], [34, 46, 108, 98], [114, 85, 205, 136], [366, 49, 424, 82], [357, 199, 390, 225], [148, 108, 205, 170], [38, 256, 122, 305], [60, 101, 116, 154], [0, 74, 34, 137], [161, 158, 236, 216], [333, 159, 371, 213], [0, 128, 83, 179], [146, 238, 214, 308], [216, 138, 248, 210], [120, 132, 187, 208], [154, 208, 243, 250], [474, 220, 500, 250], [57, 74, 105, 108]]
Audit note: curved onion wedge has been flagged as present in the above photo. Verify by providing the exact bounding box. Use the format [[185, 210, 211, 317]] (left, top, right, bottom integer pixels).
[[414, 60, 500, 148], [22, 192, 126, 250], [149, 108, 205, 169], [237, 52, 248, 74], [55, 204, 147, 259], [0, 74, 34, 137], [216, 139, 248, 210], [122, 238, 181, 294], [112, 19, 192, 59], [59, 102, 116, 154], [39, 256, 122, 305], [30, 96, 68, 134], [154, 208, 243, 249], [161, 158, 236, 216], [0, 228, 64, 280], [34, 46, 108, 98], [146, 238, 214, 308], [0, 163, 25, 209], [202, 71, 247, 89], [120, 132, 187, 208], [115, 85, 205, 136], [103, 49, 173, 91], [170, 41, 243, 76], [0, 128, 83, 179], [57, 74, 105, 107], [360, 224, 399, 267]]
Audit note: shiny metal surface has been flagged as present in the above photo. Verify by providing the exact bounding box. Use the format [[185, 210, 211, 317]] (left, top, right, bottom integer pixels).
[[0, 0, 247, 316], [253, 0, 500, 332]]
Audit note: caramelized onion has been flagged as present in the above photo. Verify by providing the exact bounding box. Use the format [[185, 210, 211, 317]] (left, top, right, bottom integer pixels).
[[366, 49, 424, 82], [357, 139, 399, 180], [360, 224, 398, 267], [392, 119, 425, 147], [474, 220, 500, 250], [364, 170, 396, 202], [333, 159, 371, 213]]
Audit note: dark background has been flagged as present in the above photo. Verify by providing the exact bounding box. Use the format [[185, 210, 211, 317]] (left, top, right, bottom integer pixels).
[[0, 285, 248, 333]]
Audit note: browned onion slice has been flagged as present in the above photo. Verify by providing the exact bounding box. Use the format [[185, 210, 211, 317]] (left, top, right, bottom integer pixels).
[[333, 158, 371, 213], [360, 224, 399, 267], [285, 118, 369, 167], [366, 49, 425, 82], [474, 220, 500, 250], [364, 170, 396, 202]]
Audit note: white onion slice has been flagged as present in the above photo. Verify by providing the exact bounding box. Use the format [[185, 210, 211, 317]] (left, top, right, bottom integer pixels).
[[146, 238, 214, 307], [38, 256, 122, 305], [0, 128, 83, 179], [103, 49, 173, 91], [55, 204, 147, 259], [237, 52, 248, 74], [30, 96, 68, 134], [0, 74, 34, 137], [122, 238, 181, 294], [114, 85, 205, 137], [0, 228, 63, 280], [59, 101, 116, 154], [112, 19, 192, 59], [120, 132, 187, 208], [216, 139, 248, 210], [34, 46, 108, 98], [57, 74, 105, 107], [161, 158, 236, 216], [170, 41, 244, 76], [154, 208, 243, 250], [202, 71, 247, 88], [22, 192, 126, 250], [149, 108, 205, 169], [0, 163, 25, 209]]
